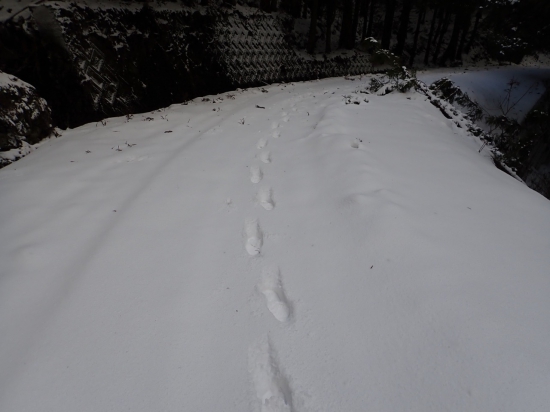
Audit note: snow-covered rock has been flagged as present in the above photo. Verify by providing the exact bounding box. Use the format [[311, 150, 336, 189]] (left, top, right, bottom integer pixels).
[[0, 71, 52, 167]]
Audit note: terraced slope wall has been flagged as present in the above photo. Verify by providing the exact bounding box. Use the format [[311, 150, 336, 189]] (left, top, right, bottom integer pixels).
[[0, 4, 373, 129]]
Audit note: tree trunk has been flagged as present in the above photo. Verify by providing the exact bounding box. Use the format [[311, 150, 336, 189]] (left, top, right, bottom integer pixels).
[[381, 0, 397, 49], [260, 0, 270, 12], [432, 7, 446, 51], [456, 9, 472, 60], [326, 0, 337, 53], [465, 8, 482, 53], [366, 0, 376, 37], [295, 0, 302, 18], [361, 0, 371, 40], [283, 0, 301, 18], [432, 8, 451, 64], [395, 0, 414, 57], [339, 0, 354, 49], [409, 7, 425, 66], [440, 11, 462, 65], [307, 0, 320, 54], [424, 6, 440, 65], [350, 0, 363, 48]]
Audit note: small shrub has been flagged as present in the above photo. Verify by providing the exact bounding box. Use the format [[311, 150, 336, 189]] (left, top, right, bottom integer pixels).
[[368, 63, 419, 95]]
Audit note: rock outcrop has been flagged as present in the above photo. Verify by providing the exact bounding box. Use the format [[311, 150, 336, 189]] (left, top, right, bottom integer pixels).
[[0, 70, 53, 167]]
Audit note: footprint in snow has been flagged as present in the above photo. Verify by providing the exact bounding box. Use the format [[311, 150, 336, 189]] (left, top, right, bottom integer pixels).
[[351, 142, 359, 149], [282, 116, 289, 123], [272, 131, 280, 139], [260, 151, 271, 164], [257, 187, 274, 211], [248, 336, 293, 412], [257, 137, 268, 149], [271, 121, 279, 130], [250, 165, 263, 183], [245, 218, 263, 256], [259, 266, 290, 322]]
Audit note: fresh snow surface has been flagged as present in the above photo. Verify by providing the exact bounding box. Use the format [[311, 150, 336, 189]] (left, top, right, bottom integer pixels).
[[1, 77, 550, 412]]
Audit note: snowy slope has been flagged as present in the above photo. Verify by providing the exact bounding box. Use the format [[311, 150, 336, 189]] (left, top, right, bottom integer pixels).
[[1, 77, 550, 412], [418, 66, 550, 121]]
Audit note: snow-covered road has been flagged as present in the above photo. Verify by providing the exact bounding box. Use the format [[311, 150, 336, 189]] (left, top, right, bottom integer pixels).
[[1, 77, 550, 412]]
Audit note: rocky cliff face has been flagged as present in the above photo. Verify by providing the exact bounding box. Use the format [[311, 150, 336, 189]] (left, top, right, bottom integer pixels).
[[0, 70, 52, 167]]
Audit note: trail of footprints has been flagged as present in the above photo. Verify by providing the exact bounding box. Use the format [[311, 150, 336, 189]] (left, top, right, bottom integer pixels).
[[245, 109, 294, 412], [250, 165, 263, 184], [259, 266, 290, 322], [249, 336, 293, 412], [245, 218, 263, 256], [260, 150, 271, 164], [258, 187, 274, 211], [257, 137, 268, 149]]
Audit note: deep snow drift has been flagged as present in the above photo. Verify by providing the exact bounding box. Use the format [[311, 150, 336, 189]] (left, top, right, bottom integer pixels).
[[1, 76, 549, 412]]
